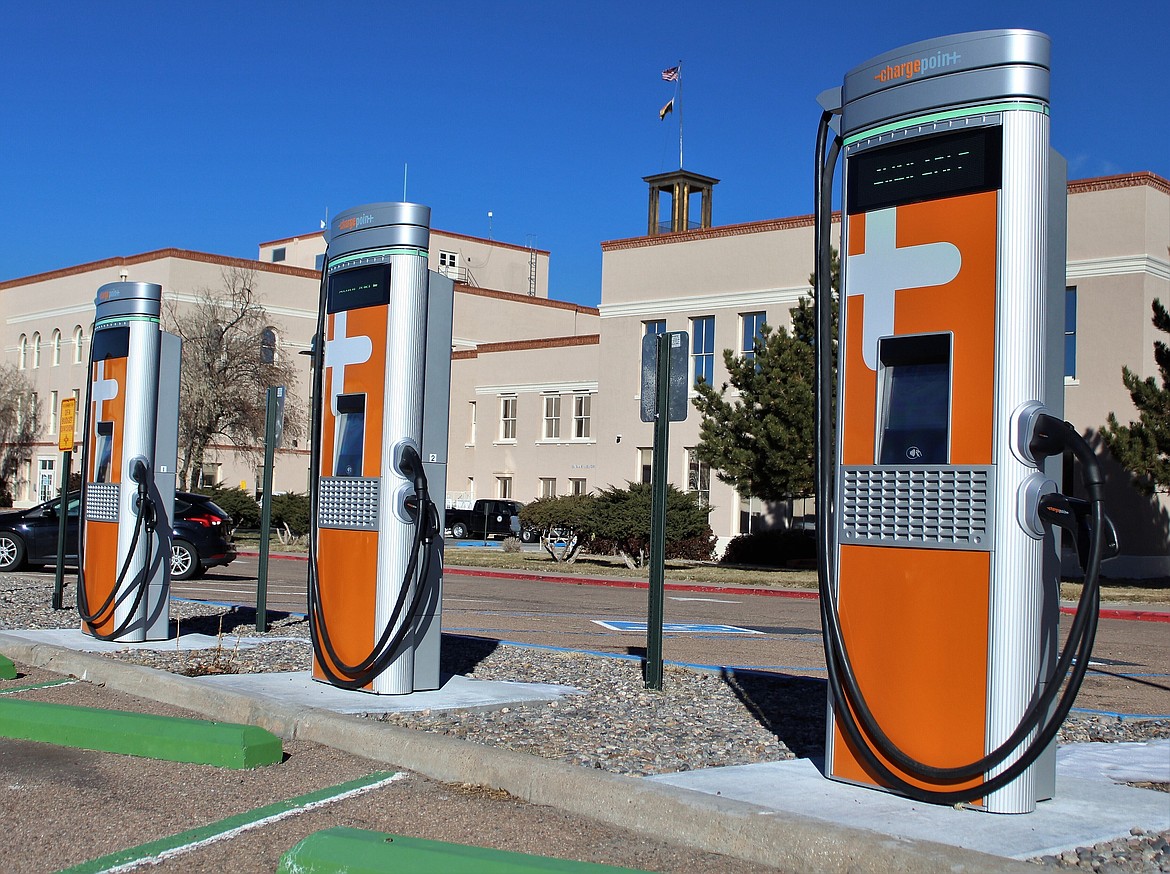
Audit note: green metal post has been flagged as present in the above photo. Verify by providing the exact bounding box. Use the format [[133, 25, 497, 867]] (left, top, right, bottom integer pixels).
[[256, 387, 279, 633], [52, 450, 72, 610], [645, 332, 672, 690]]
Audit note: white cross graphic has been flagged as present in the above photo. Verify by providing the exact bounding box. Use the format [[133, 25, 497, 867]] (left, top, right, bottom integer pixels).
[[324, 310, 372, 414], [90, 360, 119, 421], [846, 207, 962, 370]]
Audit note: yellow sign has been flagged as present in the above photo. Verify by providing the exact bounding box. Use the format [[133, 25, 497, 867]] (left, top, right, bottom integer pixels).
[[58, 398, 77, 452]]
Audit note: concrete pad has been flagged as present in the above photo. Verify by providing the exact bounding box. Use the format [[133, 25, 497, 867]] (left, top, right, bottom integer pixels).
[[194, 670, 582, 715], [1056, 738, 1170, 784], [2, 627, 307, 653], [647, 757, 1170, 860]]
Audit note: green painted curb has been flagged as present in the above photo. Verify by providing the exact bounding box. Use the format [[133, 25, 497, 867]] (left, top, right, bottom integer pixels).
[[278, 827, 655, 873], [0, 698, 282, 768], [0, 653, 16, 680]]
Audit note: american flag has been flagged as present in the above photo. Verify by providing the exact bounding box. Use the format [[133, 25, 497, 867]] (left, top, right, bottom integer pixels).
[[661, 65, 680, 82]]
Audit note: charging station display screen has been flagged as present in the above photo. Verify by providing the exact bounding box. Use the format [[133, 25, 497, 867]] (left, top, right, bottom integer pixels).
[[877, 334, 951, 464], [334, 394, 365, 477], [94, 421, 114, 482], [327, 264, 391, 313], [91, 326, 130, 361], [847, 127, 1001, 215]]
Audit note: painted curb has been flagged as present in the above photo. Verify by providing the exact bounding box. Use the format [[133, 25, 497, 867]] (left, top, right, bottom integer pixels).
[[0, 696, 282, 769], [0, 633, 1029, 873], [278, 827, 654, 873]]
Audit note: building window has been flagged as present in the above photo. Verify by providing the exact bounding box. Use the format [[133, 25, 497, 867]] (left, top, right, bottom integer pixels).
[[272, 247, 286, 263], [741, 312, 765, 360], [542, 395, 561, 439], [72, 389, 81, 436], [38, 458, 55, 504], [31, 332, 41, 369], [687, 448, 711, 506], [438, 251, 462, 281], [1065, 286, 1077, 380], [739, 491, 763, 535], [18, 335, 27, 370], [499, 396, 517, 440], [638, 448, 653, 484], [73, 326, 84, 364], [572, 394, 591, 439], [643, 319, 666, 336], [540, 477, 557, 499], [314, 253, 325, 272], [569, 477, 588, 496], [468, 401, 477, 445], [51, 329, 62, 367], [260, 327, 277, 365], [193, 462, 222, 489], [497, 476, 513, 499], [48, 391, 58, 435], [691, 316, 714, 386]]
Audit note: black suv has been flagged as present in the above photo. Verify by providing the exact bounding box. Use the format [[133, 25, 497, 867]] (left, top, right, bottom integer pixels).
[[0, 491, 237, 581]]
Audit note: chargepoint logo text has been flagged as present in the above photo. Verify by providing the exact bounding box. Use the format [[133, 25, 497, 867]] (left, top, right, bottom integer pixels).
[[873, 49, 962, 83], [337, 213, 376, 232]]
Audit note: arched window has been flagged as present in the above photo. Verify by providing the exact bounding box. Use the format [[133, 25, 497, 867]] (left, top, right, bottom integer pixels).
[[51, 329, 62, 366], [260, 327, 277, 365], [18, 334, 27, 370], [73, 325, 84, 364], [31, 332, 41, 369]]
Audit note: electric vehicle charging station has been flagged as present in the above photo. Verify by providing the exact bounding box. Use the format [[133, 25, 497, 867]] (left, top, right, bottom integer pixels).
[[78, 281, 181, 642], [309, 202, 453, 695], [813, 30, 1112, 814]]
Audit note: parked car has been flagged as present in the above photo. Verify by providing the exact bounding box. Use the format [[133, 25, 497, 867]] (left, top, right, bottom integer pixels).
[[445, 499, 536, 542], [0, 491, 237, 581]]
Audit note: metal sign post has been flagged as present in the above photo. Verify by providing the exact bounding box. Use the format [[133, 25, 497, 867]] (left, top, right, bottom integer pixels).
[[52, 397, 77, 610], [256, 386, 284, 633], [640, 331, 688, 690]]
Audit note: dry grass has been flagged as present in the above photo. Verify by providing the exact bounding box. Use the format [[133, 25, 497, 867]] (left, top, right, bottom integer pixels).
[[446, 548, 1169, 605]]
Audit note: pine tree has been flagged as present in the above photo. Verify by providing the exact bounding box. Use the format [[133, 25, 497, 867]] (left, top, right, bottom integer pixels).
[[690, 248, 838, 503], [692, 324, 816, 502], [1102, 299, 1170, 494]]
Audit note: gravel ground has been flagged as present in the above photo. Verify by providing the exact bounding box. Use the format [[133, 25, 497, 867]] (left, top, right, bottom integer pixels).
[[2, 574, 1167, 871]]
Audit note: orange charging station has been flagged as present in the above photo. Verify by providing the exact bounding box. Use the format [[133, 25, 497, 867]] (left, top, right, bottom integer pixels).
[[813, 31, 1111, 813], [308, 202, 453, 694], [78, 281, 181, 642]]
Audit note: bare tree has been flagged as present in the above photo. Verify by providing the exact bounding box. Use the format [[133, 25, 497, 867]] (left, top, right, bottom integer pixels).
[[164, 267, 305, 490], [0, 364, 39, 506]]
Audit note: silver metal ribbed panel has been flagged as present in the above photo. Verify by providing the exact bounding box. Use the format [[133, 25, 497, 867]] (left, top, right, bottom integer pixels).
[[318, 477, 380, 529], [85, 483, 120, 522], [839, 466, 994, 550], [983, 107, 1052, 814]]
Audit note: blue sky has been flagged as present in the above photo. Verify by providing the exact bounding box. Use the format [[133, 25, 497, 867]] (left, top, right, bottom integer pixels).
[[1, 1, 1166, 307]]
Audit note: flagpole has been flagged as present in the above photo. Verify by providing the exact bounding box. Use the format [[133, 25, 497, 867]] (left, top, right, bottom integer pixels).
[[676, 60, 684, 169]]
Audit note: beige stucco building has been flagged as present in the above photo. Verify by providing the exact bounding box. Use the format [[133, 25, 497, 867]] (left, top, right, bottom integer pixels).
[[2, 171, 1167, 576]]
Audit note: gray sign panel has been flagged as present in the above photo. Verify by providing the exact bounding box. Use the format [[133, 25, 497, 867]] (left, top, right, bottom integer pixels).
[[640, 331, 689, 423]]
